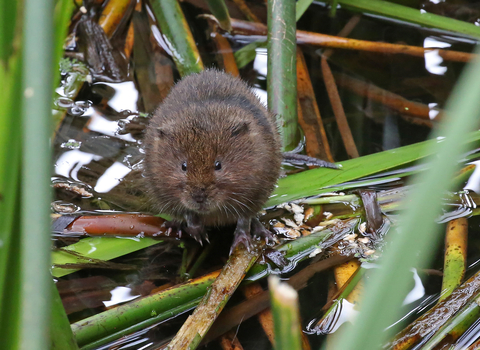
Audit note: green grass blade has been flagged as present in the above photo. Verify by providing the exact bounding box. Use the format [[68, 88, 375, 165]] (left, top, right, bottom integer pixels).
[[234, 41, 266, 69], [330, 46, 480, 350], [314, 267, 366, 334], [335, 0, 480, 38], [269, 129, 480, 206], [206, 0, 232, 31], [51, 237, 162, 277], [0, 0, 18, 61], [150, 0, 204, 76], [0, 219, 22, 350], [296, 0, 314, 21], [20, 0, 54, 347], [0, 54, 22, 319], [51, 280, 79, 350], [0, 2, 23, 348], [53, 0, 74, 90]]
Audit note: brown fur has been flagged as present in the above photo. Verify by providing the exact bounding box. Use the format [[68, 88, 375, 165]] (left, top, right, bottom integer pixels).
[[144, 70, 282, 227]]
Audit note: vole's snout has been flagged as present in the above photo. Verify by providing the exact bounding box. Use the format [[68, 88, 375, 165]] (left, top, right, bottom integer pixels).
[[192, 188, 207, 204]]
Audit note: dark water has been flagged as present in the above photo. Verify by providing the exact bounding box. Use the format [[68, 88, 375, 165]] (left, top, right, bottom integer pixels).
[[51, 1, 480, 349]]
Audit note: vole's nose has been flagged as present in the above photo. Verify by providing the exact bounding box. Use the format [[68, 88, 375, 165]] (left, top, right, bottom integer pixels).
[[192, 188, 206, 203]]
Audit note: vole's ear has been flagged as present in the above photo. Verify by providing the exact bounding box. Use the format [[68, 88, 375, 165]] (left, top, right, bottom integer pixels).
[[156, 127, 167, 138], [231, 122, 249, 137]]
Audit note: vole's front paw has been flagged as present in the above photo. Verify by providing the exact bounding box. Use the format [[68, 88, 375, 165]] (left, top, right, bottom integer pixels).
[[251, 218, 277, 246], [230, 217, 254, 254], [184, 225, 209, 245], [231, 228, 253, 254], [165, 220, 184, 238], [165, 221, 208, 244]]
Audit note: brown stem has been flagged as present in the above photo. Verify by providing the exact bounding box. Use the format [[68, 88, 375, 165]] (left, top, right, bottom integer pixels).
[[296, 48, 334, 162], [321, 57, 359, 158], [230, 18, 475, 63], [62, 214, 170, 238], [231, 0, 261, 23], [210, 29, 240, 76], [334, 72, 438, 125]]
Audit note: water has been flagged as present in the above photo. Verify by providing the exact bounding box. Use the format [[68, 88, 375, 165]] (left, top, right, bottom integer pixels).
[[51, 1, 480, 349]]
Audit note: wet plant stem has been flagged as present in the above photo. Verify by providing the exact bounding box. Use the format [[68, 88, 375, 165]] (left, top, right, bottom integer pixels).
[[440, 218, 468, 302], [167, 241, 264, 350], [267, 0, 299, 151], [150, 0, 204, 76], [269, 276, 303, 350]]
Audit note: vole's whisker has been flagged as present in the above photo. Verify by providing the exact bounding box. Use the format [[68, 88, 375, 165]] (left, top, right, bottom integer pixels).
[[229, 197, 250, 213], [231, 191, 255, 204]]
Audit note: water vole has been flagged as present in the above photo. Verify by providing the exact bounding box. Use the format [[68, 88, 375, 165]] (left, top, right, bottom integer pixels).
[[144, 70, 282, 251]]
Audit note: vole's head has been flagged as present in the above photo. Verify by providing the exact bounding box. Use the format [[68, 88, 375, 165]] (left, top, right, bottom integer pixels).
[[145, 101, 278, 222]]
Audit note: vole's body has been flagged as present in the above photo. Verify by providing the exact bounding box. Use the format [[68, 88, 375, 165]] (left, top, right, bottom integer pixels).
[[144, 70, 282, 249]]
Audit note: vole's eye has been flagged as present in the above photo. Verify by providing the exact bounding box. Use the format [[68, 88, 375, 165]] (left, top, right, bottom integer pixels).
[[214, 161, 222, 171], [181, 162, 187, 171]]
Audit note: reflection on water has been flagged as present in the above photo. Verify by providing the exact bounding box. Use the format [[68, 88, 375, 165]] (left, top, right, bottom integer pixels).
[[403, 269, 426, 306], [96, 81, 139, 112], [94, 161, 132, 193], [87, 112, 137, 143], [306, 265, 435, 337], [465, 160, 480, 193], [306, 299, 358, 335], [55, 150, 103, 181], [424, 36, 451, 75], [103, 286, 139, 307]]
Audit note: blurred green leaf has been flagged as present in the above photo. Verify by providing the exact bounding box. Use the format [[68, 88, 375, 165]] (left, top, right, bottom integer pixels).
[[0, 3, 23, 347], [0, 0, 19, 62], [234, 41, 266, 69], [19, 0, 55, 346]]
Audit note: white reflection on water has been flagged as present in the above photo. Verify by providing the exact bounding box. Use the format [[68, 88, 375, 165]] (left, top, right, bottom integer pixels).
[[98, 81, 138, 112], [424, 37, 451, 75], [55, 150, 102, 181], [403, 268, 425, 305], [465, 160, 480, 193], [253, 47, 268, 77], [87, 110, 136, 142], [103, 286, 139, 307], [94, 162, 132, 193]]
